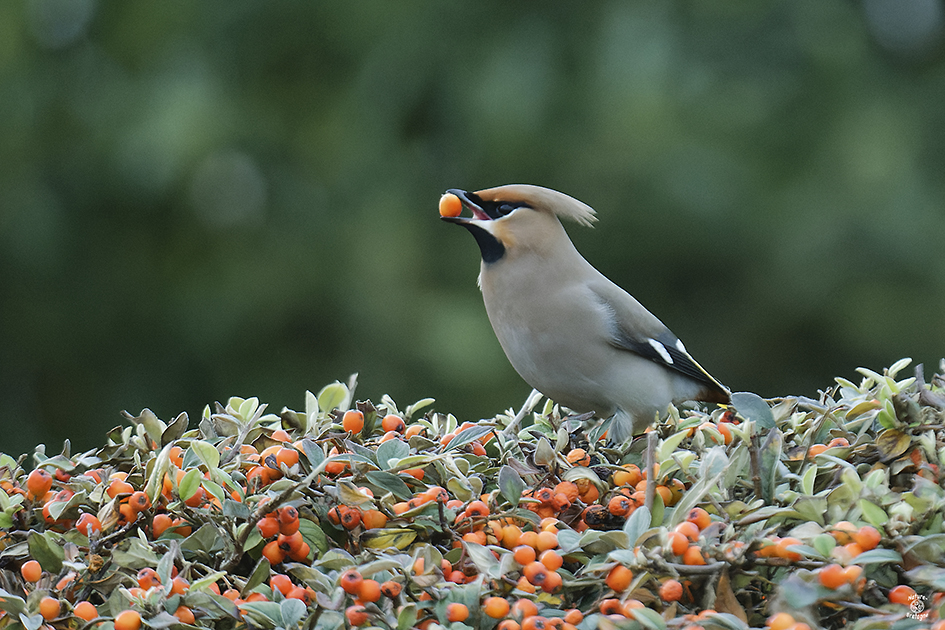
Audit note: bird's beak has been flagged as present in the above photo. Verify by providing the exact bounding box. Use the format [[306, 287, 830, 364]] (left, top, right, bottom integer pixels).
[[439, 189, 493, 224]]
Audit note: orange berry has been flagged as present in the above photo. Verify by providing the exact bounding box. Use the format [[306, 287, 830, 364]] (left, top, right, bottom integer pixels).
[[261, 540, 285, 565], [843, 542, 864, 558], [844, 565, 864, 585], [775, 537, 803, 561], [889, 585, 916, 606], [380, 580, 402, 598], [137, 567, 161, 589], [73, 601, 98, 621], [39, 597, 60, 621], [114, 609, 142, 630], [270, 428, 291, 442], [830, 521, 857, 544], [853, 525, 881, 551], [554, 481, 579, 502], [77, 513, 102, 536], [523, 561, 550, 587], [128, 491, 150, 513], [277, 506, 300, 534], [342, 410, 364, 434], [27, 469, 53, 499], [484, 596, 511, 618], [270, 573, 293, 595], [541, 570, 563, 594], [170, 576, 189, 596], [518, 530, 539, 549], [675, 521, 701, 542], [256, 515, 280, 538], [535, 530, 558, 551], [382, 414, 406, 432], [513, 545, 537, 565], [358, 579, 381, 603], [439, 193, 463, 218], [361, 509, 388, 530], [819, 563, 847, 589], [173, 606, 195, 624], [564, 609, 583, 625], [512, 598, 539, 619], [340, 508, 361, 530], [683, 545, 707, 566], [107, 477, 134, 499], [767, 612, 795, 630], [608, 495, 633, 517], [687, 507, 711, 530], [659, 578, 683, 602], [446, 603, 469, 622], [599, 598, 623, 615], [539, 549, 563, 571], [667, 531, 689, 556], [345, 605, 369, 626], [403, 468, 424, 480], [605, 565, 634, 592], [340, 569, 363, 595], [566, 448, 590, 467], [465, 500, 490, 519], [275, 447, 299, 469], [808, 443, 827, 457], [20, 559, 41, 582]]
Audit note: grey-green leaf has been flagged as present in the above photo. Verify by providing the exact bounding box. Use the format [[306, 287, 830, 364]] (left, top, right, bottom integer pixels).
[[732, 392, 775, 430]]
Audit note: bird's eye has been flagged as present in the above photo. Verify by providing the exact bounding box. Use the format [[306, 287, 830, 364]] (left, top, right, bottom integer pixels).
[[496, 203, 517, 216]]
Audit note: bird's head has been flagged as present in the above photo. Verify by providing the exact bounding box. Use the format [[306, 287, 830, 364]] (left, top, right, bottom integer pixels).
[[440, 184, 597, 263]]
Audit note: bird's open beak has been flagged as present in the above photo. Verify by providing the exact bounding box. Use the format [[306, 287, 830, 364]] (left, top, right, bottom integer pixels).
[[440, 189, 492, 223]]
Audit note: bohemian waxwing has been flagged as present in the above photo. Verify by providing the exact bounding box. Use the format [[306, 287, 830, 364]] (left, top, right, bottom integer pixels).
[[440, 184, 730, 442]]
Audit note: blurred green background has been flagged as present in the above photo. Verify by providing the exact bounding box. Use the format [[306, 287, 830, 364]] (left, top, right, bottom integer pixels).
[[2, 1, 944, 457]]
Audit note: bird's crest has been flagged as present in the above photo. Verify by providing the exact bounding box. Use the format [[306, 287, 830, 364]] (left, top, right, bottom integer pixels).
[[474, 184, 598, 227]]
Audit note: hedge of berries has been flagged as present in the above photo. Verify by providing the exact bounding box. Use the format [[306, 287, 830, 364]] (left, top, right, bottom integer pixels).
[[0, 358, 943, 629]]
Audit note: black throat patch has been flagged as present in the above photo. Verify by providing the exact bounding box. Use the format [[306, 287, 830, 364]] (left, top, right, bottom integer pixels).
[[462, 223, 505, 263]]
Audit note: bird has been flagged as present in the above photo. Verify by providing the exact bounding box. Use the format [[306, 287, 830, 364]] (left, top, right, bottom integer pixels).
[[439, 184, 730, 442]]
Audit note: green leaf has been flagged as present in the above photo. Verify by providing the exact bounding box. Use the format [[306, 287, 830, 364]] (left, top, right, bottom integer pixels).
[[800, 463, 817, 496], [498, 465, 526, 508], [237, 557, 269, 597], [280, 598, 307, 628], [858, 499, 889, 528], [317, 382, 350, 413], [731, 392, 775, 430], [623, 506, 651, 547], [376, 438, 410, 468], [0, 588, 28, 616], [629, 606, 667, 630], [299, 518, 329, 555], [238, 601, 284, 626], [463, 540, 501, 578], [365, 470, 412, 500], [851, 548, 902, 564], [360, 528, 417, 550], [759, 428, 782, 503], [776, 571, 820, 608], [190, 439, 220, 470], [27, 531, 64, 574], [178, 467, 202, 502], [443, 425, 494, 452]]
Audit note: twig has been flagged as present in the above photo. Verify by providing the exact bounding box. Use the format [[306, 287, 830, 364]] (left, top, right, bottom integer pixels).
[[749, 433, 763, 500], [221, 467, 320, 572], [671, 454, 726, 520], [644, 432, 657, 512], [665, 561, 727, 575]]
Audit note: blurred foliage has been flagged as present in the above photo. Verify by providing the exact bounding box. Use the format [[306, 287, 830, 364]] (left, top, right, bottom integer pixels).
[[1, 0, 944, 457]]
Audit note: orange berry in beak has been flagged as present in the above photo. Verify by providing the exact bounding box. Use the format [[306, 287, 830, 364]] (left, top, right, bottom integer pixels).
[[439, 192, 463, 217]]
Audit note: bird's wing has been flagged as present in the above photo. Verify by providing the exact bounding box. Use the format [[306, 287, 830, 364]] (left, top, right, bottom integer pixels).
[[588, 280, 729, 397]]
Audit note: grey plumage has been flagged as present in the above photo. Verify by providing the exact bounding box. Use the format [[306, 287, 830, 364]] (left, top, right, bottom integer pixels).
[[441, 184, 729, 443]]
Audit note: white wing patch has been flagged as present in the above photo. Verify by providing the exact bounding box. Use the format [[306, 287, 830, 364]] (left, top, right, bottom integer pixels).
[[675, 339, 687, 354], [647, 338, 674, 365]]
